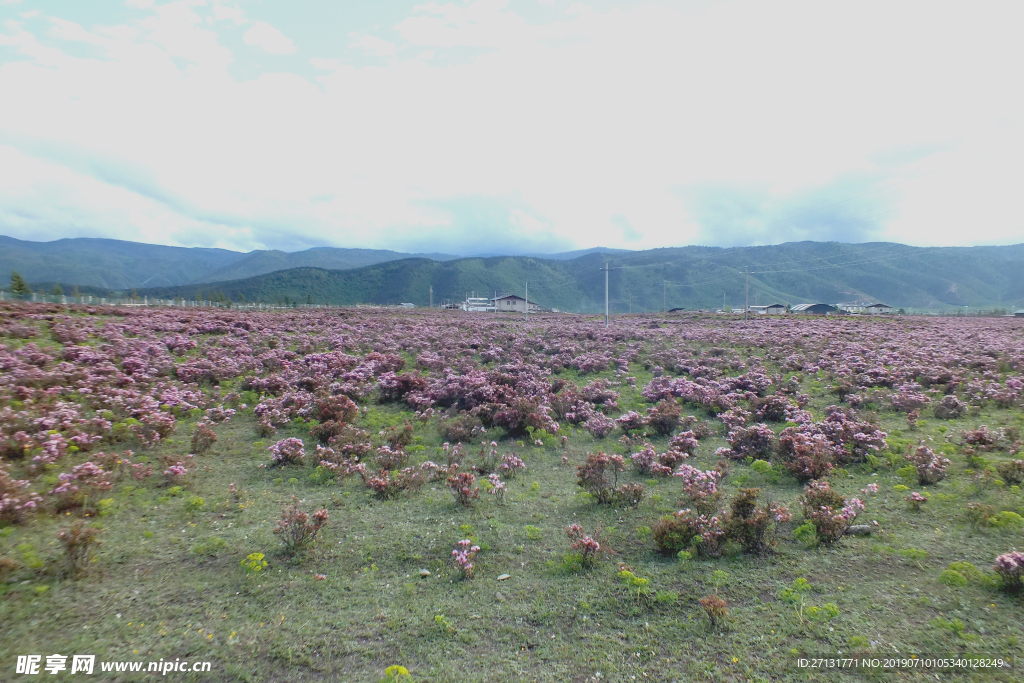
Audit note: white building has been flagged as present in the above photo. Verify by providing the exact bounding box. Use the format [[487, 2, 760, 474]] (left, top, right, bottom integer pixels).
[[493, 294, 540, 313], [748, 303, 786, 315], [462, 297, 495, 312]]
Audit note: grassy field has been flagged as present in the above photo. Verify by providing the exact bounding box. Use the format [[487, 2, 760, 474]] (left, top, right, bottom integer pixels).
[[2, 314, 1024, 682]]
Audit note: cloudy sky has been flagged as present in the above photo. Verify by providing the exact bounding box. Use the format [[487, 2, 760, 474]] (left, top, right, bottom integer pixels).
[[0, 0, 1022, 255]]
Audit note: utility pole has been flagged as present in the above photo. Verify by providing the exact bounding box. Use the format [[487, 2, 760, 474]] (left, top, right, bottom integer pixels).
[[663, 281, 667, 313], [745, 267, 749, 321], [429, 285, 432, 309], [525, 281, 528, 322], [604, 262, 610, 328], [629, 293, 632, 314]]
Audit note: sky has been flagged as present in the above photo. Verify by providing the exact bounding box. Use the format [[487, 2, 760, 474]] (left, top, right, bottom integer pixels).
[[0, 0, 1022, 256]]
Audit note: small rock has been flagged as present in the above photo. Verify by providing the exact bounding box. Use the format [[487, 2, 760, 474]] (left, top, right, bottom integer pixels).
[[495, 591, 506, 602], [844, 525, 873, 536], [419, 569, 431, 577], [497, 574, 511, 581]]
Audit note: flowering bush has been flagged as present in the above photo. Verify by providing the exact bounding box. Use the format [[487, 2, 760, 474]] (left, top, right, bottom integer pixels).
[[723, 423, 775, 460], [374, 445, 408, 471], [907, 444, 950, 485], [799, 480, 864, 544], [566, 523, 602, 567], [49, 461, 112, 512], [615, 411, 648, 433], [630, 443, 673, 476], [678, 509, 725, 557], [451, 539, 480, 578], [57, 521, 102, 577], [447, 470, 480, 507], [366, 467, 426, 499], [777, 432, 835, 482], [934, 395, 967, 420], [723, 488, 790, 555], [667, 430, 700, 458], [190, 421, 217, 454], [961, 425, 998, 450], [996, 460, 1024, 485], [905, 491, 928, 511], [576, 452, 625, 504], [0, 464, 42, 523], [269, 437, 306, 466], [617, 481, 645, 508], [645, 399, 681, 436], [674, 464, 723, 515], [437, 413, 484, 443], [487, 473, 506, 503], [698, 595, 728, 628], [499, 453, 526, 478], [273, 497, 329, 553], [993, 551, 1024, 592], [583, 413, 616, 439]]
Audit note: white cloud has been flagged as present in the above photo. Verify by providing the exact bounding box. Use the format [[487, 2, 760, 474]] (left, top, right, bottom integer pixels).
[[0, 0, 1022, 255], [243, 21, 296, 55], [349, 33, 397, 58]]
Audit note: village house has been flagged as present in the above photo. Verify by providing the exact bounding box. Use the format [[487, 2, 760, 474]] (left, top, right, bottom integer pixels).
[[748, 303, 786, 315], [790, 303, 838, 315], [493, 294, 540, 313]]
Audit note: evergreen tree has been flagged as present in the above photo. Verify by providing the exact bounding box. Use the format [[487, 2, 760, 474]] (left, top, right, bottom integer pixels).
[[10, 271, 31, 295], [52, 284, 63, 296]]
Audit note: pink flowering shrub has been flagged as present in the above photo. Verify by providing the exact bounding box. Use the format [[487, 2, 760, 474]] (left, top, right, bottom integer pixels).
[[630, 443, 673, 476], [653, 509, 725, 558], [566, 523, 603, 567], [777, 432, 835, 482], [162, 461, 190, 486], [452, 539, 481, 578], [674, 464, 723, 514], [190, 421, 217, 454], [499, 453, 526, 478], [366, 466, 426, 499], [723, 424, 775, 460], [615, 411, 648, 433], [961, 425, 998, 450], [273, 497, 329, 554], [487, 473, 506, 503], [667, 430, 700, 457], [576, 452, 625, 504], [993, 551, 1024, 592], [0, 463, 43, 523], [269, 437, 306, 466], [996, 460, 1024, 485], [799, 480, 864, 544], [374, 445, 408, 471], [447, 470, 480, 507], [907, 444, 950, 485], [437, 413, 484, 443], [934, 395, 967, 419], [889, 384, 931, 412], [723, 488, 791, 555], [645, 399, 682, 436], [905, 491, 928, 511], [49, 461, 112, 512], [583, 413, 616, 439]]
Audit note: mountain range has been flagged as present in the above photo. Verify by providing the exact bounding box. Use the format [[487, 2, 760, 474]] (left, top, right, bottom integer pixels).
[[6, 236, 1023, 312]]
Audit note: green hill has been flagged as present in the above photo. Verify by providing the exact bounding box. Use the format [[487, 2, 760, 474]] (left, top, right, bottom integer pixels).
[[0, 236, 459, 289], [123, 241, 1024, 312]]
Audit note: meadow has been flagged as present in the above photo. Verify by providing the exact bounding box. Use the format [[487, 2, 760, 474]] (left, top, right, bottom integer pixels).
[[2, 303, 1023, 682]]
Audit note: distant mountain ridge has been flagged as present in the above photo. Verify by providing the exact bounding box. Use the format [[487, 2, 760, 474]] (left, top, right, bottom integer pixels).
[[6, 236, 1024, 311], [0, 236, 462, 290], [118, 242, 1024, 312]]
